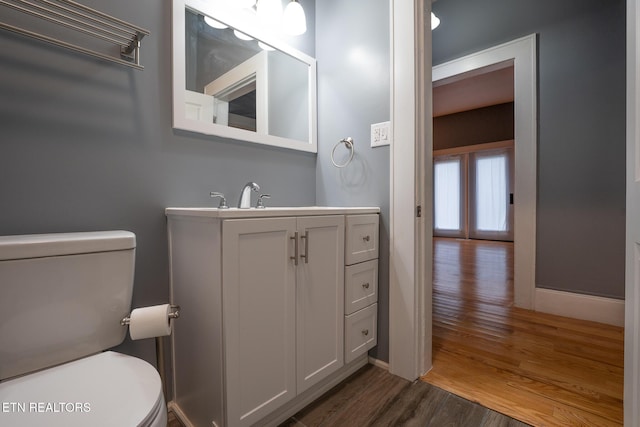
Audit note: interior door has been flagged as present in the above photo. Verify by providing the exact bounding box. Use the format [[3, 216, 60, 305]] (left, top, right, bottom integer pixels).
[[296, 215, 345, 393]]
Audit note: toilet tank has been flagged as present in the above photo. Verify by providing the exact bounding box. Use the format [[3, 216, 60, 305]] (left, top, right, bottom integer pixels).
[[0, 231, 136, 381]]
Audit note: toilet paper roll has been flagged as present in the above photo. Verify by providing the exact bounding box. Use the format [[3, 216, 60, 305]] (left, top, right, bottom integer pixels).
[[129, 304, 172, 340]]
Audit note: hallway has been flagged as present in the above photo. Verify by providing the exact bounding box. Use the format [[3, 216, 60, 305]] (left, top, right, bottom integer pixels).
[[422, 238, 624, 426]]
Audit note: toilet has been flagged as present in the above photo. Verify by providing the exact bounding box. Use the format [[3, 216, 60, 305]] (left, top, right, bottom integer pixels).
[[0, 231, 167, 427]]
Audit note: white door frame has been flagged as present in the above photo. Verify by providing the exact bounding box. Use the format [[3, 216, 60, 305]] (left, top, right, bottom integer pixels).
[[625, 1, 640, 426], [388, 0, 431, 380], [432, 35, 537, 310], [389, 6, 537, 380], [392, 3, 639, 426]]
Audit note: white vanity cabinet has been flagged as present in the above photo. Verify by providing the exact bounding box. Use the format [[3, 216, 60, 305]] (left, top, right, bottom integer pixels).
[[166, 207, 378, 427]]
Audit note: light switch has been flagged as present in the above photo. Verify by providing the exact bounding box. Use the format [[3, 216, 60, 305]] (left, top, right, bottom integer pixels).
[[370, 121, 391, 147]]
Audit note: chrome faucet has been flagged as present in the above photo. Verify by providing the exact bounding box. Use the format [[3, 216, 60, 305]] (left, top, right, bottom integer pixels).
[[238, 182, 260, 208]]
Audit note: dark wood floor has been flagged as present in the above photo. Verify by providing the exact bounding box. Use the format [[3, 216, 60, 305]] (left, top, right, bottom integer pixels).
[[279, 364, 529, 427], [422, 238, 624, 426], [167, 364, 528, 426]]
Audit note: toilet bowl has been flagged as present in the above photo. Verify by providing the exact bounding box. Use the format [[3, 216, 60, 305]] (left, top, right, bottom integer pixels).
[[0, 231, 167, 427]]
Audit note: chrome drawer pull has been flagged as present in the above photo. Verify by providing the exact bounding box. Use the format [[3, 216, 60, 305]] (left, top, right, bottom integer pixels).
[[300, 230, 309, 264], [363, 235, 370, 242], [362, 329, 369, 336], [290, 232, 299, 266], [362, 282, 370, 289]]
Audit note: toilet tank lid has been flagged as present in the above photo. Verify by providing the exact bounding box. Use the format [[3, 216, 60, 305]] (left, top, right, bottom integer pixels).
[[0, 231, 136, 261]]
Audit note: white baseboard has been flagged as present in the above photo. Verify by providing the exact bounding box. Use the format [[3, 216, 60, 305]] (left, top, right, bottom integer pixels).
[[167, 401, 195, 427], [535, 288, 624, 327], [368, 356, 389, 371]]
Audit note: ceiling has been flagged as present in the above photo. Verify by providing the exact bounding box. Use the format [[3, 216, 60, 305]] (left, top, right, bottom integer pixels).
[[432, 62, 514, 117]]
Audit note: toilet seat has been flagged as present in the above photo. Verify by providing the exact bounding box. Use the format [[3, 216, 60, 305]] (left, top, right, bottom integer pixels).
[[0, 351, 166, 427]]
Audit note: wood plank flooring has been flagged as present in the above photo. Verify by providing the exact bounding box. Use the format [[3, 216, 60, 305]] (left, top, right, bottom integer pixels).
[[168, 365, 529, 426], [422, 238, 624, 427], [280, 364, 529, 426]]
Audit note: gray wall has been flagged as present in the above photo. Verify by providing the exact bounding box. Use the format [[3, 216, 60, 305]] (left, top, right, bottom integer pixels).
[[315, 0, 391, 361], [433, 0, 626, 299], [0, 0, 316, 367]]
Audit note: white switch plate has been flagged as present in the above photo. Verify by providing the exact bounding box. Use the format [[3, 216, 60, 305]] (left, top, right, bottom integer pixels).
[[371, 121, 391, 147]]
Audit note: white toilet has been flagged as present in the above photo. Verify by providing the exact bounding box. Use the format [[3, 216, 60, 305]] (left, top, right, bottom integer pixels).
[[0, 231, 167, 427]]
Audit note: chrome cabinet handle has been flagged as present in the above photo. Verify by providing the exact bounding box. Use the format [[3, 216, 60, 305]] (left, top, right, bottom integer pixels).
[[300, 230, 309, 264], [362, 329, 369, 336], [363, 235, 370, 242], [362, 282, 370, 290], [290, 232, 299, 266]]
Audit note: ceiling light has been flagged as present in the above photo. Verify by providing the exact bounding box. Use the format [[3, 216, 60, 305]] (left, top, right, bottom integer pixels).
[[204, 16, 228, 29], [431, 12, 440, 30], [283, 0, 306, 36], [258, 41, 275, 51], [233, 29, 253, 41]]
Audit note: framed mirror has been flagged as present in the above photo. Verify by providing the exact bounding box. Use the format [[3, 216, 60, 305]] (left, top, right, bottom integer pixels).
[[172, 0, 317, 153]]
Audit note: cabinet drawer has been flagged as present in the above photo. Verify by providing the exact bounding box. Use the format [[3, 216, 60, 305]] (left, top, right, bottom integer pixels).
[[345, 259, 378, 315], [344, 303, 377, 364], [345, 214, 379, 265]]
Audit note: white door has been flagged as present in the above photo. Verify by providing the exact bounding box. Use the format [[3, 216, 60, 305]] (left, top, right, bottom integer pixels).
[[222, 217, 297, 427], [625, 1, 640, 424], [296, 215, 345, 393]]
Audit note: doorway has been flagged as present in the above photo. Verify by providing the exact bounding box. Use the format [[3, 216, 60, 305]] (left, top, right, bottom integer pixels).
[[432, 35, 537, 309]]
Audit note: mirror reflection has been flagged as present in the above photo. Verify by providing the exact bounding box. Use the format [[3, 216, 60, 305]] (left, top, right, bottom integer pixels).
[[184, 9, 310, 142]]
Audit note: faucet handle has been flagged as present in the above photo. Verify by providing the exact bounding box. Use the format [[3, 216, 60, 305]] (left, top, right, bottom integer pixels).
[[256, 194, 271, 209], [210, 192, 229, 209]]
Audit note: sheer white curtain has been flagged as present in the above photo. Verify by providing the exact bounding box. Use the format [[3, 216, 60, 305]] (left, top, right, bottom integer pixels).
[[434, 156, 463, 236], [475, 153, 507, 232]]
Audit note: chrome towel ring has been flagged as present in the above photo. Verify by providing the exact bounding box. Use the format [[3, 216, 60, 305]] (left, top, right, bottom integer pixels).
[[331, 137, 355, 168]]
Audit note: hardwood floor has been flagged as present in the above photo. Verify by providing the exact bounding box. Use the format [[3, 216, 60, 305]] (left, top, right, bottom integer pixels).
[[422, 238, 624, 427]]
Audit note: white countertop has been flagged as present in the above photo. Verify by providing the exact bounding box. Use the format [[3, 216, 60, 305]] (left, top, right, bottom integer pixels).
[[165, 206, 380, 219]]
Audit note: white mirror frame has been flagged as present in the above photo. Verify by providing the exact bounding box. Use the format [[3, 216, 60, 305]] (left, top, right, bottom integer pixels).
[[172, 0, 318, 153]]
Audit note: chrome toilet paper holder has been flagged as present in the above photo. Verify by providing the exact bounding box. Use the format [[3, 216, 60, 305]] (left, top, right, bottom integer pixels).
[[120, 304, 181, 326]]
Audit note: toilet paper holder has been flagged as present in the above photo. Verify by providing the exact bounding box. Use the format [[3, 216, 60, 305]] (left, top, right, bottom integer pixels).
[[120, 304, 181, 326]]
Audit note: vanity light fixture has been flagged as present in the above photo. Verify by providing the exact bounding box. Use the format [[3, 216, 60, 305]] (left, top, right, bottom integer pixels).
[[431, 12, 440, 30], [233, 29, 253, 41], [256, 0, 283, 27], [204, 16, 228, 29], [283, 0, 306, 35], [258, 41, 275, 51]]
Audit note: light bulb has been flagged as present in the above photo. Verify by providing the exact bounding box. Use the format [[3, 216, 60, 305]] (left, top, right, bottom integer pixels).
[[258, 41, 275, 51], [431, 12, 440, 30], [283, 0, 306, 36], [204, 16, 228, 29], [233, 29, 253, 41]]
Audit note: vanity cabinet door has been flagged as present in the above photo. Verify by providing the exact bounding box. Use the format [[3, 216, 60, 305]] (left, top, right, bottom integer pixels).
[[222, 217, 297, 427], [296, 215, 345, 394]]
